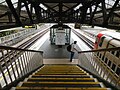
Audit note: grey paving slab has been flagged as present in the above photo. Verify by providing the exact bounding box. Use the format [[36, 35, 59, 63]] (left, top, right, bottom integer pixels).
[[39, 38, 79, 59]]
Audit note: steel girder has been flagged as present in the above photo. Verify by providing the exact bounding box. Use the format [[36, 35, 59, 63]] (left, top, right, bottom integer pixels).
[[0, 0, 119, 30]]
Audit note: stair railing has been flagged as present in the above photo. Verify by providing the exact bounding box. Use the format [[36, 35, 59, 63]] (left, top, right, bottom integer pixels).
[[78, 47, 120, 88], [0, 45, 43, 89]]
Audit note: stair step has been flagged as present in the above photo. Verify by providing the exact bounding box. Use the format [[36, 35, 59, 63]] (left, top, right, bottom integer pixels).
[[42, 65, 80, 67], [38, 71, 84, 73], [15, 87, 111, 90], [32, 74, 92, 78], [41, 65, 82, 70], [14, 65, 110, 90], [35, 72, 88, 75], [39, 68, 83, 70], [37, 70, 85, 73], [22, 82, 101, 87], [27, 78, 95, 82]]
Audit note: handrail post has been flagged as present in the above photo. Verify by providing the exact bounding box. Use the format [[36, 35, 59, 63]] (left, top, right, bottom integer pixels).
[[0, 45, 43, 88]]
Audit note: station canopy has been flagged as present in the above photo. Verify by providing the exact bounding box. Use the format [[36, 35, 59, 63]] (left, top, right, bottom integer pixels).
[[0, 0, 120, 30]]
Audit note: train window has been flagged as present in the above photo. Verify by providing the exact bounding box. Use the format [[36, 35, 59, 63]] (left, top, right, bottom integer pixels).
[[99, 37, 105, 47], [112, 63, 116, 71], [116, 67, 120, 75], [108, 60, 111, 67], [105, 58, 108, 63]]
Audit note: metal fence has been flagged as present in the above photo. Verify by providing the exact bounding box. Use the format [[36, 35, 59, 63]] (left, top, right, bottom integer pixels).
[[0, 45, 43, 88], [78, 47, 120, 88]]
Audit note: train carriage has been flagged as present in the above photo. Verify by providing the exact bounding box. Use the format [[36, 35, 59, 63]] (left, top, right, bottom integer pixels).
[[94, 31, 120, 79]]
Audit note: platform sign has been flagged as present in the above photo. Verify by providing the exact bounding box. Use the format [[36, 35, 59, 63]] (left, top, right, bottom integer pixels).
[[55, 30, 65, 45]]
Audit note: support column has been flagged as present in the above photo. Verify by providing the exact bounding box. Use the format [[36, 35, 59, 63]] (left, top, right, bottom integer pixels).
[[89, 2, 99, 27], [80, 6, 88, 24], [16, 0, 22, 17], [6, 0, 22, 26], [106, 0, 119, 25], [59, 2, 63, 22], [101, 0, 107, 26], [23, 0, 33, 24], [7, 11, 12, 23], [33, 3, 41, 23]]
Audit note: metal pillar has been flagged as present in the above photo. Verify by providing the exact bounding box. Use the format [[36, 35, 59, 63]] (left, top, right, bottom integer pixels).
[[5, 0, 22, 26]]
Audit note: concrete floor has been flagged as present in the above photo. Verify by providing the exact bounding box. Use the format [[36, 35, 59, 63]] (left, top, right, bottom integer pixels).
[[40, 38, 79, 59]]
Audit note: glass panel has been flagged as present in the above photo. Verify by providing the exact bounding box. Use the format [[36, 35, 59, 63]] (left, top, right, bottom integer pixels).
[[0, 0, 7, 6], [11, 0, 18, 3], [0, 0, 5, 4], [0, 0, 19, 8], [105, 0, 115, 8]]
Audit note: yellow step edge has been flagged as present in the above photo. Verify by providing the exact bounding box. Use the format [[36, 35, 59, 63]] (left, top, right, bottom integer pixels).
[[42, 65, 78, 67], [41, 66, 80, 68], [40, 68, 81, 70], [43, 65, 78, 66], [41, 66, 82, 68], [42, 65, 82, 69], [41, 67, 79, 69], [16, 87, 109, 90], [35, 72, 88, 75], [36, 71, 85, 73], [32, 74, 91, 77], [28, 78, 94, 80], [42, 65, 81, 69], [38, 70, 85, 73], [39, 69, 82, 71], [22, 82, 100, 85], [39, 66, 84, 71], [39, 68, 82, 70], [38, 69, 84, 72]]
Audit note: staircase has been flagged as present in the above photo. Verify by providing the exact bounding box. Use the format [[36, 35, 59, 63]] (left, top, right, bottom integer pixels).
[[13, 65, 111, 90]]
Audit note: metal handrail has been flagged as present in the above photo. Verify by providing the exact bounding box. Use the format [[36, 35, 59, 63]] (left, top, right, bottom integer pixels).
[[78, 47, 120, 88], [78, 47, 120, 53], [0, 45, 43, 89], [0, 45, 43, 53]]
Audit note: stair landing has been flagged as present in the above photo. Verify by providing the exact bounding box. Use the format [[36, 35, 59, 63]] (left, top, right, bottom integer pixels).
[[43, 59, 78, 64]]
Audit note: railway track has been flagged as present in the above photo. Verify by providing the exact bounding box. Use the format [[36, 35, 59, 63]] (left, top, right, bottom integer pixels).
[[73, 30, 94, 49], [0, 29, 49, 67], [17, 29, 48, 49]]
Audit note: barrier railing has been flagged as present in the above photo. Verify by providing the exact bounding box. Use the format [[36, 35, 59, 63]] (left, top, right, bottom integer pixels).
[[0, 27, 39, 46], [0, 45, 43, 89], [78, 47, 120, 88]]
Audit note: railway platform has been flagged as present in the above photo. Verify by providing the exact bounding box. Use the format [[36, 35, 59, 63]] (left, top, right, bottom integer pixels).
[[0, 24, 119, 90]]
